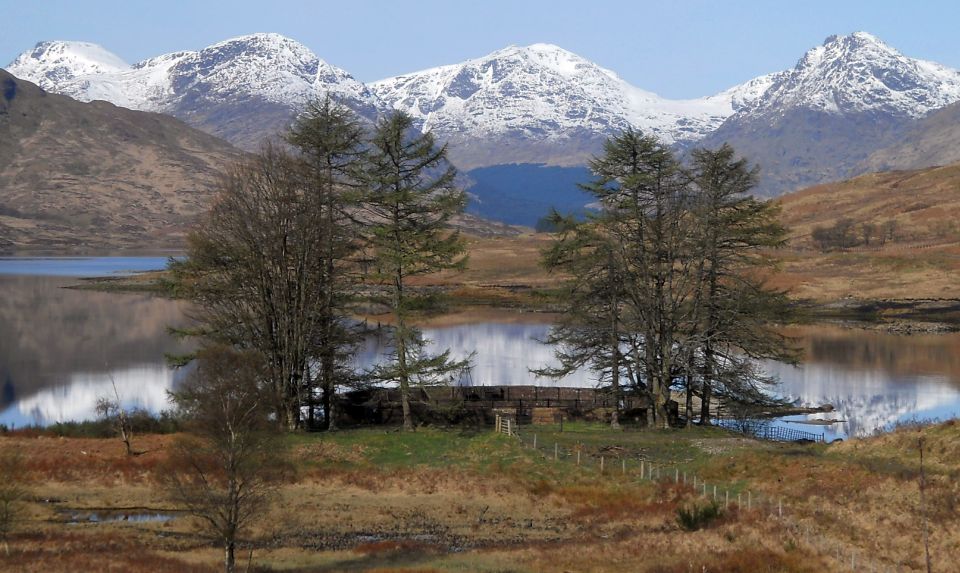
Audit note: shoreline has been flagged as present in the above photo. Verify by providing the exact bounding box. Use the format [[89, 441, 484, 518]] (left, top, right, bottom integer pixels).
[[72, 270, 960, 333]]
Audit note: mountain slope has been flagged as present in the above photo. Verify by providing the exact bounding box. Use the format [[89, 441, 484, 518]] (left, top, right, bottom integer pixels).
[[771, 160, 960, 302], [860, 100, 960, 172], [0, 70, 242, 251], [6, 34, 382, 150], [371, 43, 774, 169], [777, 160, 960, 247], [700, 32, 960, 196]]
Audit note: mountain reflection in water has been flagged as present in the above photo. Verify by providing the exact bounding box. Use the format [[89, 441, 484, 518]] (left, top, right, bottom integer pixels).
[[2, 263, 960, 438], [0, 273, 191, 427]]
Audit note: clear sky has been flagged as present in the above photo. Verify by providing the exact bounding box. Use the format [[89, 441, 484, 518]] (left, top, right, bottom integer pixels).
[[1, 0, 958, 99]]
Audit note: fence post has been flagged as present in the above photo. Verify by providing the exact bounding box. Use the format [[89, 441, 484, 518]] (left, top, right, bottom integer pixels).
[[600, 456, 605, 474], [640, 460, 645, 479], [533, 434, 537, 449], [506, 419, 512, 436], [622, 459, 626, 475], [713, 485, 717, 501], [675, 469, 679, 483], [577, 450, 581, 466], [725, 490, 729, 508]]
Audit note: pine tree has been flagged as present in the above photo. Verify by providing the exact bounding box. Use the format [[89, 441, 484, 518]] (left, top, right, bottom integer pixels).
[[688, 144, 798, 423], [539, 133, 798, 429], [535, 212, 629, 428], [286, 97, 366, 430], [359, 112, 471, 431], [588, 129, 695, 428]]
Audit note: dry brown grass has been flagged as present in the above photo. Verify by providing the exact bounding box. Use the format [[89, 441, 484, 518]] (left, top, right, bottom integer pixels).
[[5, 421, 960, 572]]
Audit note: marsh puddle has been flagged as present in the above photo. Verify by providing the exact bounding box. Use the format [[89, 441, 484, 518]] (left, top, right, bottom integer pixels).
[[61, 509, 179, 524]]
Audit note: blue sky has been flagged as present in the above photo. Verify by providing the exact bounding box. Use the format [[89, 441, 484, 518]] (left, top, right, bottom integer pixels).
[[1, 0, 958, 98]]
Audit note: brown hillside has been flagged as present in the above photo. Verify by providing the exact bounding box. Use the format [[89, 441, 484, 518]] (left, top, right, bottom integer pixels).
[[777, 162, 960, 246], [0, 69, 242, 252], [769, 162, 960, 302]]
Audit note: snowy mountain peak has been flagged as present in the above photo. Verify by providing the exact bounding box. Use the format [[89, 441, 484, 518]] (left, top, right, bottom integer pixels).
[[484, 43, 617, 80], [370, 42, 737, 154], [4, 33, 383, 145], [748, 31, 960, 118], [7, 40, 130, 90]]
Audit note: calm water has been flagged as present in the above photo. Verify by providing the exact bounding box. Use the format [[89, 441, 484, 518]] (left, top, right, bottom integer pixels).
[[2, 258, 960, 439], [0, 258, 190, 427], [0, 256, 173, 277]]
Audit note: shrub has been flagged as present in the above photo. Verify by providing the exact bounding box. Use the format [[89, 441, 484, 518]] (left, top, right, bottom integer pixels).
[[676, 501, 723, 531]]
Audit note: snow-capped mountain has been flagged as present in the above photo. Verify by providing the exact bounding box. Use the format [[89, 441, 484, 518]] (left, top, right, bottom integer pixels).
[[743, 32, 960, 119], [7, 40, 129, 89], [370, 43, 776, 168], [6, 33, 382, 149], [698, 32, 960, 196], [7, 31, 960, 194]]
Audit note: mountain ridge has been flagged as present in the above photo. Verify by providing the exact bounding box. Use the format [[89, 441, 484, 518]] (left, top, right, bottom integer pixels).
[[7, 31, 960, 196], [697, 32, 960, 195]]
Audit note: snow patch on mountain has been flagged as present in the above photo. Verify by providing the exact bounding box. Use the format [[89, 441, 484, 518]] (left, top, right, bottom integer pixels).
[[742, 32, 960, 118], [7, 41, 129, 91], [6, 33, 380, 119], [371, 43, 766, 145]]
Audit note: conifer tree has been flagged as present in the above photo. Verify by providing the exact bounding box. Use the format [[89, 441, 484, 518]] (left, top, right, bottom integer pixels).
[[588, 129, 695, 428], [359, 112, 471, 431], [535, 212, 629, 428], [286, 97, 366, 430], [688, 144, 797, 423], [540, 132, 797, 429]]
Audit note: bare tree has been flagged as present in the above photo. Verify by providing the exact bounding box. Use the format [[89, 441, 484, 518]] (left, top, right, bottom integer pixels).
[[172, 145, 336, 430], [163, 346, 286, 573], [95, 376, 134, 456]]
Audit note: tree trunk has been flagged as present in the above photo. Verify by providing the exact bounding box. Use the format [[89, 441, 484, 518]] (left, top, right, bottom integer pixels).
[[396, 320, 414, 432], [327, 381, 339, 432], [323, 355, 338, 431], [609, 283, 621, 430], [225, 539, 236, 573], [700, 343, 714, 425], [700, 380, 712, 425], [685, 351, 695, 428]]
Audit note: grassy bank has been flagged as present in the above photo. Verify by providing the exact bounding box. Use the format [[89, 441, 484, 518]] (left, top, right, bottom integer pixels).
[[3, 419, 957, 572]]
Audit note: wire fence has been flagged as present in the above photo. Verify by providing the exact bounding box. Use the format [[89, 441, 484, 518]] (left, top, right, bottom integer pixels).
[[724, 421, 826, 443], [494, 415, 914, 573]]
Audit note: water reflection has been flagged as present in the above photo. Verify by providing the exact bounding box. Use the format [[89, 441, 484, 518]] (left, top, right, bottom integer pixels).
[[10, 365, 185, 428], [0, 274, 191, 427], [0, 256, 171, 277], [355, 319, 594, 387], [3, 260, 960, 438], [765, 325, 960, 440]]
